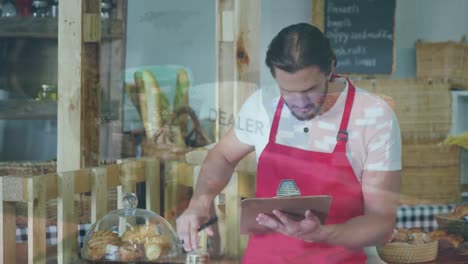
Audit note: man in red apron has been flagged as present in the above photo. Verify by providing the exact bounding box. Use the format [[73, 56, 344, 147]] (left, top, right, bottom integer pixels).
[[177, 23, 401, 263]]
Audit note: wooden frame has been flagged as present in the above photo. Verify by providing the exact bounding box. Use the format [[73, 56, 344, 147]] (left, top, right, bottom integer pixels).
[[0, 158, 160, 264], [311, 0, 325, 31], [181, 0, 262, 258], [58, 0, 128, 170], [215, 0, 261, 140]]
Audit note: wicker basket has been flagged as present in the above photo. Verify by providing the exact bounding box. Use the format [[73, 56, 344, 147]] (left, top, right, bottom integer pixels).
[[354, 79, 452, 144], [400, 166, 461, 205], [399, 142, 461, 205], [435, 213, 468, 240], [402, 143, 460, 168], [377, 241, 438, 263], [142, 106, 212, 160], [416, 41, 468, 90]]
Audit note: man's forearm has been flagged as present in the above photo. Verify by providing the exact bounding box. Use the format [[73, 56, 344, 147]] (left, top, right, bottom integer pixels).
[[189, 149, 237, 209], [312, 214, 395, 249]]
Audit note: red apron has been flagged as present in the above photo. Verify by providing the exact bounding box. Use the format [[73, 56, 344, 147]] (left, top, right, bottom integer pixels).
[[242, 78, 367, 264]]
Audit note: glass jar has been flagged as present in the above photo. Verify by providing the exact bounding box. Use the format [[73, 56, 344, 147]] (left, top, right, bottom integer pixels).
[[81, 193, 185, 262], [31, 0, 49, 17], [1, 0, 18, 17], [185, 250, 209, 264], [37, 84, 57, 101], [50, 0, 58, 17], [101, 0, 113, 19]]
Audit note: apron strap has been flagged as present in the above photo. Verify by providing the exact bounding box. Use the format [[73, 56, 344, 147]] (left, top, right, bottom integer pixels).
[[334, 75, 356, 152], [269, 97, 284, 143]]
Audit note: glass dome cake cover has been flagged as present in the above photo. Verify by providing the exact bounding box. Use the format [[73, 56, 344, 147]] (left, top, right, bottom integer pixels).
[[81, 193, 184, 262]]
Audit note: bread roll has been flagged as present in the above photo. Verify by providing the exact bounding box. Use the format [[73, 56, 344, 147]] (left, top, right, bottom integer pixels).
[[392, 229, 410, 242], [121, 224, 160, 243], [118, 241, 145, 261], [144, 240, 164, 260], [408, 228, 424, 233], [408, 232, 431, 244]]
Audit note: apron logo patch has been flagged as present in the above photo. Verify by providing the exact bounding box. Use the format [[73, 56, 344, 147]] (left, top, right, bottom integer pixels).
[[277, 179, 301, 197]]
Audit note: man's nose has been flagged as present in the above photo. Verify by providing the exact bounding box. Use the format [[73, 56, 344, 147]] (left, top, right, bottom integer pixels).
[[288, 94, 311, 107]]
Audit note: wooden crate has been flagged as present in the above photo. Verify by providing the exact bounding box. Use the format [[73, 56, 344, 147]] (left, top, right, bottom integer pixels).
[[400, 143, 461, 205], [416, 41, 468, 89], [355, 79, 452, 144], [0, 161, 120, 226], [0, 158, 163, 264]]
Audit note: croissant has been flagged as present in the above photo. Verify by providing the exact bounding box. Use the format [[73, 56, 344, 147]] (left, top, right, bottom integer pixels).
[[86, 230, 120, 260]]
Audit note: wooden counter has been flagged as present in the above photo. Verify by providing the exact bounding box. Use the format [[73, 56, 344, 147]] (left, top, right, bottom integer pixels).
[[15, 242, 468, 264]]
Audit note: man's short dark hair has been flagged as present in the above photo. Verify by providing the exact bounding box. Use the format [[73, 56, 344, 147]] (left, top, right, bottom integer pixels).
[[265, 23, 336, 77]]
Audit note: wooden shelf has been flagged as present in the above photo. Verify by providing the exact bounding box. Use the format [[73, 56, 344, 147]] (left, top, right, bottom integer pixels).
[[0, 99, 119, 121], [0, 17, 124, 39]]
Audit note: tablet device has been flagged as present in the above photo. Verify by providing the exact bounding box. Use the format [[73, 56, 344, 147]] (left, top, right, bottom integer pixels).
[[240, 195, 332, 235]]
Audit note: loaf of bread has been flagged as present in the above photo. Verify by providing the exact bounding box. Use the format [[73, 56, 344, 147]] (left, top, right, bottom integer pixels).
[[457, 242, 468, 255], [429, 229, 464, 248], [444, 234, 464, 248], [428, 230, 447, 241], [453, 205, 468, 218]]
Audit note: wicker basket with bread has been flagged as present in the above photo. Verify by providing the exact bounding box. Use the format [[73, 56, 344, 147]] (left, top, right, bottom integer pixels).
[[377, 229, 438, 263]]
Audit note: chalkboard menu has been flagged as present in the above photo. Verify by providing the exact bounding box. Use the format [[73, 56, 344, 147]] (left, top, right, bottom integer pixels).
[[324, 0, 396, 74]]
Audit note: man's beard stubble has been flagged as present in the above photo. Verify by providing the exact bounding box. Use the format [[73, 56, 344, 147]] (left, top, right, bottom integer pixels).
[[284, 81, 329, 121]]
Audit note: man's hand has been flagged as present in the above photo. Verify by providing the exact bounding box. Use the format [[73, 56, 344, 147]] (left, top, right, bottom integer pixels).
[[176, 205, 214, 252], [256, 210, 329, 242]]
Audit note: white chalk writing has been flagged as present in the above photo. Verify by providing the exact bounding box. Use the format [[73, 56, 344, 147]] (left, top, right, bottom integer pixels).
[[354, 58, 377, 67], [326, 17, 352, 29], [334, 45, 367, 56], [327, 3, 360, 14]]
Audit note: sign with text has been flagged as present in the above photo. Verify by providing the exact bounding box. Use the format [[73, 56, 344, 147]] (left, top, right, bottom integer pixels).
[[324, 0, 396, 74]]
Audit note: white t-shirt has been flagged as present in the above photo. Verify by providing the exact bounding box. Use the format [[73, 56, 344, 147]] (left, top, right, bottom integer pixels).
[[234, 77, 402, 183]]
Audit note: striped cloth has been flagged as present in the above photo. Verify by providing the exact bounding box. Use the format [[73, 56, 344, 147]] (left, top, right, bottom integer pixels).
[[396, 204, 456, 231], [16, 224, 91, 247]]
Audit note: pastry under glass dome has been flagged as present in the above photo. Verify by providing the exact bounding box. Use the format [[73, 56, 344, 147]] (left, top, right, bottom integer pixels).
[[81, 193, 184, 262]]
